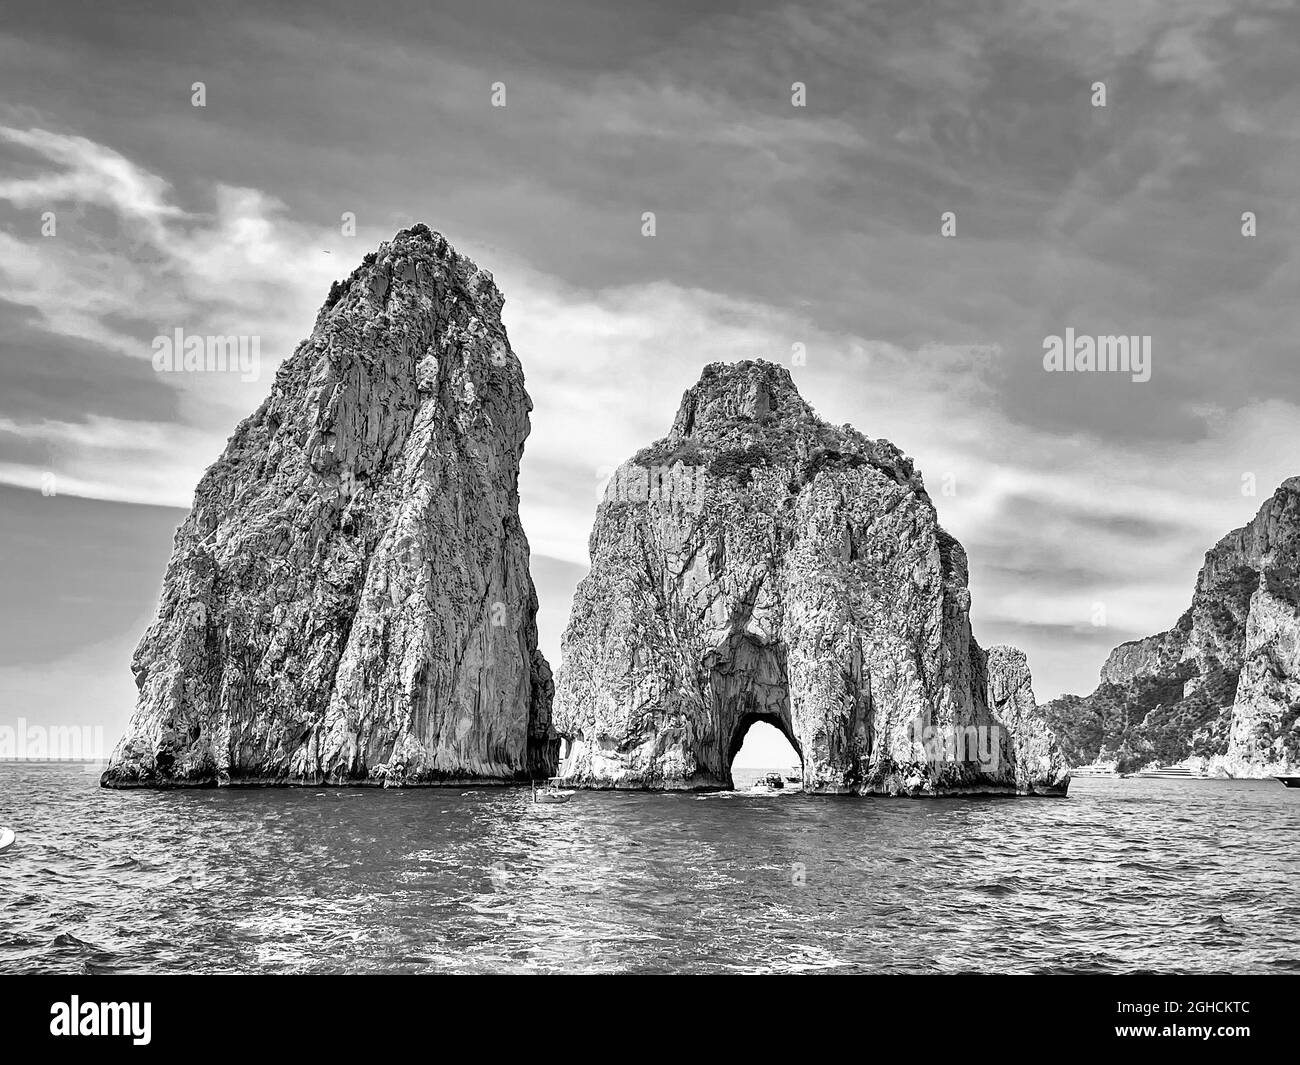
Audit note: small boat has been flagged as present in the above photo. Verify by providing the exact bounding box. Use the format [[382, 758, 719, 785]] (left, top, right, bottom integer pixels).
[[1276, 776, 1300, 789], [0, 827, 14, 853], [1071, 763, 1118, 777], [533, 777, 575, 804]]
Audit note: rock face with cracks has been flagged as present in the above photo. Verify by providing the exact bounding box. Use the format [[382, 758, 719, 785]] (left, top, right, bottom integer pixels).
[[102, 226, 557, 788], [1045, 478, 1300, 776], [553, 360, 1069, 795]]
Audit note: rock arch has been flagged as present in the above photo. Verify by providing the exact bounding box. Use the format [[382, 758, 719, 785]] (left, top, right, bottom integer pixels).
[[553, 360, 1068, 796]]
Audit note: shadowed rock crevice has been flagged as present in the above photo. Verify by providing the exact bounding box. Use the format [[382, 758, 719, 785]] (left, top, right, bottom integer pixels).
[[554, 360, 1068, 796], [710, 632, 799, 787]]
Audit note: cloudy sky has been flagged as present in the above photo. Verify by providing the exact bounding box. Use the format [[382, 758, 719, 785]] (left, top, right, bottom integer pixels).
[[2, 0, 1298, 758]]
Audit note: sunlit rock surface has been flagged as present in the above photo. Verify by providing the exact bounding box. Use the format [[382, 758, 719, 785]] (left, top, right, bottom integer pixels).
[[102, 226, 557, 787], [553, 360, 1069, 795]]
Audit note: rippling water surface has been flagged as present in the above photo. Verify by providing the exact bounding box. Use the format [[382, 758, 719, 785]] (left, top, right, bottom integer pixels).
[[0, 763, 1295, 973]]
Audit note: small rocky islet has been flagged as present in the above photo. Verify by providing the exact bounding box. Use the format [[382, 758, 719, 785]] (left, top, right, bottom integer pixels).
[[102, 227, 1296, 793]]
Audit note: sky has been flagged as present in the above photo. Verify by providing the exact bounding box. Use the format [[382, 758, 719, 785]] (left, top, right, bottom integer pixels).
[[1, 0, 1298, 766]]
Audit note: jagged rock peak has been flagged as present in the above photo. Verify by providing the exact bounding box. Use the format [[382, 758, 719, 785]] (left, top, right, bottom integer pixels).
[[102, 225, 556, 787], [319, 223, 504, 327], [638, 359, 923, 495], [669, 360, 814, 435]]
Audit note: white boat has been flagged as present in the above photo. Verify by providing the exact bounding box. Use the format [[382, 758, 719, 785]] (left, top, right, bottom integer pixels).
[[1071, 763, 1118, 777], [747, 771, 799, 794], [1131, 761, 1202, 779], [0, 827, 15, 853], [533, 777, 575, 804]]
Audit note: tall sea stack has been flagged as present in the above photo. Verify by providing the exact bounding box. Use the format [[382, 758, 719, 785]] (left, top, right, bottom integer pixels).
[[102, 226, 557, 787], [553, 360, 1069, 795]]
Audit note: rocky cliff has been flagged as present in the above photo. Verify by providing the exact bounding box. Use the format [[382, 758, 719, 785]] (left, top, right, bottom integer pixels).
[[1042, 479, 1300, 776], [552, 361, 1069, 796], [102, 226, 557, 787]]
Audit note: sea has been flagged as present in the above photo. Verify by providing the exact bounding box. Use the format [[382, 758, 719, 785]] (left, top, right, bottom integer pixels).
[[1, 762, 1295, 974]]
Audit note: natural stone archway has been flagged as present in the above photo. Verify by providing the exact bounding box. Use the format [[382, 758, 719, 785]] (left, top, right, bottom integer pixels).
[[553, 360, 1069, 796], [728, 718, 803, 786]]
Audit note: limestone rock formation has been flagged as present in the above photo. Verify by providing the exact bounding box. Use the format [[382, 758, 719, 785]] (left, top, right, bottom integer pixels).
[[1042, 478, 1300, 776], [983, 646, 1064, 794], [552, 360, 1069, 795], [102, 226, 557, 787], [1100, 634, 1176, 687]]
